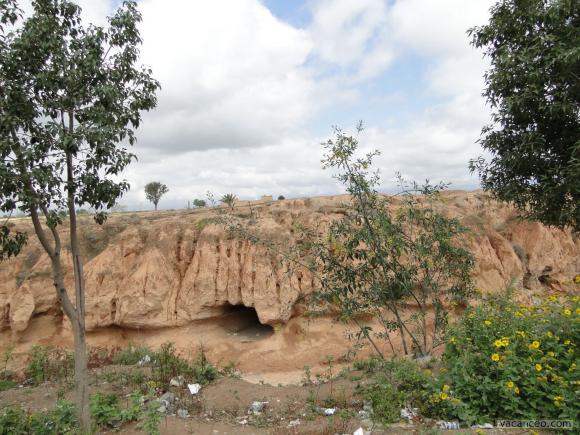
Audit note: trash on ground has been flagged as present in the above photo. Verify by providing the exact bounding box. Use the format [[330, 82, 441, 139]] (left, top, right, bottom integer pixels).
[[437, 420, 461, 430], [188, 383, 201, 395], [249, 400, 269, 414], [323, 407, 336, 416], [170, 376, 185, 387]]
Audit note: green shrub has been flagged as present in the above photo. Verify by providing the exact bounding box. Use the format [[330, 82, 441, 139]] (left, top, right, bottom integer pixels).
[[112, 344, 153, 365], [191, 347, 219, 385], [151, 342, 219, 387], [441, 291, 579, 423], [90, 392, 123, 428], [358, 358, 438, 424], [0, 401, 77, 435], [27, 345, 74, 384], [0, 379, 16, 391]]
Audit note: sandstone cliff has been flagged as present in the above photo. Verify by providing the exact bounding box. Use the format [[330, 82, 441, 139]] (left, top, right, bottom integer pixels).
[[1, 191, 578, 337]]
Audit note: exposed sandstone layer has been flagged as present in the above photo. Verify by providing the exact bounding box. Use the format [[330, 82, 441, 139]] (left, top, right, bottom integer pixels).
[[1, 191, 578, 337]]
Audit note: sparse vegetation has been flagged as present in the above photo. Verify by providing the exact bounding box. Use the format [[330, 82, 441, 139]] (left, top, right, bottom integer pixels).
[[220, 193, 237, 211], [193, 199, 207, 208]]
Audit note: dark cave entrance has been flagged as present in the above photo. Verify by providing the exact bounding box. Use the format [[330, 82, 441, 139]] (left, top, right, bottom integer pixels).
[[220, 304, 274, 340]]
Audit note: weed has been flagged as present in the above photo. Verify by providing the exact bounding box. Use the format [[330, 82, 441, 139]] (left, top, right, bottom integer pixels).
[[90, 392, 123, 428], [27, 345, 74, 384], [0, 379, 17, 391], [112, 344, 153, 365], [0, 401, 77, 434]]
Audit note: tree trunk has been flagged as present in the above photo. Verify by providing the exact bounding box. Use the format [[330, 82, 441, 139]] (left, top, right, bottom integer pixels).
[[71, 315, 90, 429], [66, 140, 91, 432]]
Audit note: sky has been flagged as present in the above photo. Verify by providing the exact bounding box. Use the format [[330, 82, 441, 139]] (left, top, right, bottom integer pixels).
[[39, 0, 496, 210]]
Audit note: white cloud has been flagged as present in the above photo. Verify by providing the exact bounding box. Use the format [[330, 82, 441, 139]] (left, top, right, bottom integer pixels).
[[19, 0, 498, 208], [136, 0, 321, 152]]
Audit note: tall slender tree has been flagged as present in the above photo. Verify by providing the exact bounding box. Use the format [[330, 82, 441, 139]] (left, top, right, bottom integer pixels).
[[0, 0, 159, 430]]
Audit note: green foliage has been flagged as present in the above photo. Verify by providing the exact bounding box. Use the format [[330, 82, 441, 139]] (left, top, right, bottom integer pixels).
[[27, 345, 74, 385], [220, 193, 237, 210], [442, 291, 580, 423], [0, 225, 26, 260], [144, 182, 169, 211], [0, 401, 77, 435], [138, 391, 162, 435], [193, 198, 207, 208], [314, 126, 474, 356], [0, 379, 16, 391], [112, 344, 152, 365], [469, 0, 580, 230], [277, 195, 285, 200], [191, 346, 219, 385], [90, 393, 123, 428], [358, 357, 438, 424]]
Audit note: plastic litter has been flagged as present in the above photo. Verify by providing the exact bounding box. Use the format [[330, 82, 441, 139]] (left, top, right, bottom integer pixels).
[[437, 420, 461, 430], [287, 419, 300, 428], [188, 383, 201, 395], [177, 408, 189, 418], [249, 401, 268, 414], [472, 423, 494, 429], [353, 428, 365, 435], [137, 355, 151, 366], [323, 408, 336, 416], [400, 407, 419, 423], [170, 376, 185, 387]]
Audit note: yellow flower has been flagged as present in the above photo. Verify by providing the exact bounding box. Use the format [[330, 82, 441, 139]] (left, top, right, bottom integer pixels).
[[547, 351, 555, 357], [564, 309, 571, 316], [535, 364, 543, 371], [442, 384, 450, 392], [516, 331, 526, 338], [576, 308, 580, 315], [548, 295, 557, 302], [575, 275, 580, 283], [564, 340, 571, 345], [506, 381, 514, 389], [491, 353, 500, 362], [484, 320, 492, 326], [515, 311, 523, 317], [494, 339, 503, 348], [545, 331, 553, 338], [514, 386, 520, 394], [449, 337, 456, 344], [530, 341, 540, 349], [440, 392, 448, 400]]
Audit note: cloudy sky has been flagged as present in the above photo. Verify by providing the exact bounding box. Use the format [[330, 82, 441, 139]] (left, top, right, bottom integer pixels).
[[68, 0, 494, 210]]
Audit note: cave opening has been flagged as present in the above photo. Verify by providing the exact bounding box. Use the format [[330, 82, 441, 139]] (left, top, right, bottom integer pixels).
[[220, 304, 274, 340]]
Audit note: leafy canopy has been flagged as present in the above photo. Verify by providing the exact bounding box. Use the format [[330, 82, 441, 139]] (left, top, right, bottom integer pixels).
[[469, 0, 580, 230], [220, 193, 237, 209], [0, 0, 160, 238], [144, 181, 168, 209]]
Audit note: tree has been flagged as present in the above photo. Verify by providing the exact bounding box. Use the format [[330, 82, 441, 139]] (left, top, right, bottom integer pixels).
[[277, 195, 285, 200], [469, 0, 580, 231], [144, 182, 168, 211], [220, 193, 237, 211], [193, 198, 206, 208], [0, 1, 159, 430]]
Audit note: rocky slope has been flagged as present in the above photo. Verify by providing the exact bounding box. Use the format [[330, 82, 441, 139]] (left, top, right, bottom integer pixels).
[[1, 191, 579, 339]]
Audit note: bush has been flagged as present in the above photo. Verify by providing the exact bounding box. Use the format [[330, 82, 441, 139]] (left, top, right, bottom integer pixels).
[[358, 358, 438, 424], [0, 401, 77, 434], [112, 344, 153, 365], [27, 345, 74, 384], [90, 392, 123, 428], [441, 291, 579, 423]]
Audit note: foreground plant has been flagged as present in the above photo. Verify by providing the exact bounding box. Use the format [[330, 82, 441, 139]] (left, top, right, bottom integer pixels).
[[313, 126, 474, 356], [0, 0, 159, 429], [441, 290, 579, 423]]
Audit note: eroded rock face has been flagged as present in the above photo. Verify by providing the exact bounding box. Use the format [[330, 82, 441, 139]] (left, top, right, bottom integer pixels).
[[0, 192, 578, 335]]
